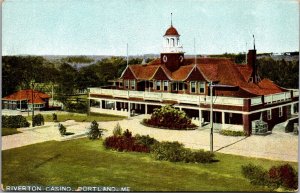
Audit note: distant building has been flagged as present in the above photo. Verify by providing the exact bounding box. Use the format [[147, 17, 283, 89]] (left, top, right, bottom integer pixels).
[[2, 89, 50, 111], [88, 21, 299, 136]]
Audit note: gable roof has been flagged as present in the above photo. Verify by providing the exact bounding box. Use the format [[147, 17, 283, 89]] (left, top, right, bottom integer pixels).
[[120, 57, 285, 96], [3, 89, 50, 104]]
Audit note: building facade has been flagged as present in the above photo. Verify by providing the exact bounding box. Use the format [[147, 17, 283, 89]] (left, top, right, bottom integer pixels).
[[88, 23, 299, 135], [2, 89, 50, 111]]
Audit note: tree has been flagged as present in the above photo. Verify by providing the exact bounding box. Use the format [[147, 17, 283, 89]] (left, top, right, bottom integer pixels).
[[87, 120, 103, 140]]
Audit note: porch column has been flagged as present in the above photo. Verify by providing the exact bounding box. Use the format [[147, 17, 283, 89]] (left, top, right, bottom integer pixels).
[[291, 104, 295, 115], [128, 102, 131, 117], [114, 101, 117, 111], [222, 111, 225, 129], [199, 109, 202, 127], [145, 104, 148, 114], [99, 100, 102, 109]]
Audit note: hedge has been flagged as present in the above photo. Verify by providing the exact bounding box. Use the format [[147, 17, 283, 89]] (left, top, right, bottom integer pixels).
[[2, 115, 30, 128]]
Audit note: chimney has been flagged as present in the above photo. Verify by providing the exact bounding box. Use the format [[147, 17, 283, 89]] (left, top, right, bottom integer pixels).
[[247, 49, 257, 83]]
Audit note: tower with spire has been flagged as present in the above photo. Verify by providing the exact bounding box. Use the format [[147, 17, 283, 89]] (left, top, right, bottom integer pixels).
[[161, 13, 185, 72]]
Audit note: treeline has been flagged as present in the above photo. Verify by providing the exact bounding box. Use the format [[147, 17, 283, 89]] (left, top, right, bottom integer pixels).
[[257, 58, 298, 89], [2, 56, 150, 105], [2, 54, 298, 100]]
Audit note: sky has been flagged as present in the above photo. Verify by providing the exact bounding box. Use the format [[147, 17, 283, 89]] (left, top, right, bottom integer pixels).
[[2, 0, 299, 56]]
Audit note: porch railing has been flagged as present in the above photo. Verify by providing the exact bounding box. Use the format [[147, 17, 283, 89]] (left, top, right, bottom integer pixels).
[[89, 88, 296, 107]]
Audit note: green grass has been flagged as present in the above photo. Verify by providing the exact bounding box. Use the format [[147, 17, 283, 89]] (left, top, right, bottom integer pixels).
[[2, 128, 21, 136], [26, 112, 125, 122], [2, 138, 297, 191]]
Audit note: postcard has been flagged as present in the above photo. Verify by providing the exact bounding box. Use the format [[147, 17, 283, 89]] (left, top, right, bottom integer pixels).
[[2, 0, 299, 192]]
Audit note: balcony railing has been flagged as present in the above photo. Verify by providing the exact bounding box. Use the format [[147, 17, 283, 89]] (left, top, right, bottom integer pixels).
[[89, 88, 298, 108], [89, 88, 245, 106], [264, 91, 291, 104]]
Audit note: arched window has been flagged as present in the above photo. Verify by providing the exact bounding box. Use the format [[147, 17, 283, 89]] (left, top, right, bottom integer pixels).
[[166, 38, 169, 46], [171, 38, 175, 46]]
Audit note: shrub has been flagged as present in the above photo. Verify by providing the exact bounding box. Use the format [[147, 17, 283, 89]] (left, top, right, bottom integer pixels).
[[219, 129, 245, 136], [143, 105, 196, 130], [151, 141, 215, 163], [87, 120, 103, 140], [242, 163, 298, 190], [241, 163, 269, 186], [103, 135, 150, 153], [185, 149, 215, 163], [123, 129, 132, 138], [52, 113, 58, 122], [32, 114, 44, 127], [113, 123, 122, 136], [135, 134, 158, 148], [65, 101, 87, 113], [2, 115, 30, 128], [268, 164, 298, 190], [58, 123, 67, 136]]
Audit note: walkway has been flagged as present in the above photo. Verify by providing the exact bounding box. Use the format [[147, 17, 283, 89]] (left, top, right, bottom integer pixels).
[[2, 115, 298, 162]]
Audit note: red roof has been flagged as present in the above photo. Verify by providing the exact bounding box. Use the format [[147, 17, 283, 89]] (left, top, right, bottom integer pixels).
[[3, 89, 50, 104], [164, 26, 180, 36], [122, 57, 285, 96]]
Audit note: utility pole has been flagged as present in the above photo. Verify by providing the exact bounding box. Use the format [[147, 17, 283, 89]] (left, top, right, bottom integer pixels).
[[31, 82, 35, 127], [209, 81, 213, 153]]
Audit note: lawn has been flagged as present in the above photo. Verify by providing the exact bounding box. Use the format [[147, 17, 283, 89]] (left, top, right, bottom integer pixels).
[[2, 128, 21, 136], [2, 138, 297, 191], [26, 112, 125, 122]]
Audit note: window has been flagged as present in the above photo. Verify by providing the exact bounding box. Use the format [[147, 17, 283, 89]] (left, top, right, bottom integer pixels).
[[119, 82, 123, 88], [267, 109, 272, 120], [190, 82, 196, 93], [156, 81, 161, 90], [178, 82, 183, 90], [279, 107, 283, 117], [171, 38, 174, 46], [124, 80, 129, 89], [130, 80, 135, 90], [172, 82, 178, 91], [163, 81, 168, 91], [198, 82, 205, 94]]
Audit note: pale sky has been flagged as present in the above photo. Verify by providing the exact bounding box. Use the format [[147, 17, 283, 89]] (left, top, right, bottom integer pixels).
[[3, 0, 299, 56]]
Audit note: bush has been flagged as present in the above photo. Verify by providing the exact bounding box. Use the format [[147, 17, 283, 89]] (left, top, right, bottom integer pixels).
[[58, 123, 67, 136], [113, 123, 122, 136], [103, 135, 150, 153], [134, 134, 158, 148], [151, 141, 215, 163], [123, 129, 132, 138], [87, 120, 103, 140], [219, 129, 245, 136], [268, 164, 298, 190], [151, 141, 185, 162], [52, 113, 58, 122], [2, 115, 30, 128], [185, 149, 215, 163], [65, 101, 87, 113], [242, 163, 298, 190], [32, 114, 44, 127], [143, 105, 197, 130], [241, 164, 269, 186]]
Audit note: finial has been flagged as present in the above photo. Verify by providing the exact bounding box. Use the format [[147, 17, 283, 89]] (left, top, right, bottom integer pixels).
[[171, 13, 173, 26], [253, 34, 256, 50]]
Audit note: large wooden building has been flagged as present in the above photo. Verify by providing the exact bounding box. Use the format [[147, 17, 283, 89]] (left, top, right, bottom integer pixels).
[[88, 23, 299, 135]]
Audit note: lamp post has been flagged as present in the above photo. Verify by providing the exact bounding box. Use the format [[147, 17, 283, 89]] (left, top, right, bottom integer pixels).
[[209, 81, 214, 153]]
